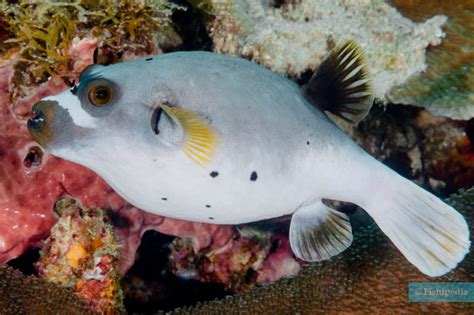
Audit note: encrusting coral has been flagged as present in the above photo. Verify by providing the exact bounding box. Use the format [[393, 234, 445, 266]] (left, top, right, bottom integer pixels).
[[36, 198, 124, 313], [169, 229, 299, 292], [388, 0, 474, 120], [197, 0, 447, 101], [172, 188, 474, 314]]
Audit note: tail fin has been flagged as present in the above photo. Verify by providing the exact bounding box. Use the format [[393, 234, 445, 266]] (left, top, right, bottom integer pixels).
[[364, 176, 470, 277]]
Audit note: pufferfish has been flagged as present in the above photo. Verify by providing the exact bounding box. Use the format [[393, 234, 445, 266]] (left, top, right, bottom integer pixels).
[[28, 41, 470, 277]]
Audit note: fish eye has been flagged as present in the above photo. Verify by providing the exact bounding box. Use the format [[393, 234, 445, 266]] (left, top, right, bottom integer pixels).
[[88, 85, 113, 106]]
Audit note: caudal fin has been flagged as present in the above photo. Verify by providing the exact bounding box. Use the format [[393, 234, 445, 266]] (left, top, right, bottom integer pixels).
[[364, 176, 470, 277]]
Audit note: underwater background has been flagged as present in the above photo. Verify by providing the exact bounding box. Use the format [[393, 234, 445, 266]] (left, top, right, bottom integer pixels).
[[0, 0, 473, 313]]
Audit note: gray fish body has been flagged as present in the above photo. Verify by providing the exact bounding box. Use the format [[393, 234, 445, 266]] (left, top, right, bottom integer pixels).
[[29, 47, 470, 278], [82, 52, 365, 224]]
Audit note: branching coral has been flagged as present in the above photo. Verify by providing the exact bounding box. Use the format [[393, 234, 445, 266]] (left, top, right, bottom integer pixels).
[[0, 0, 181, 97]]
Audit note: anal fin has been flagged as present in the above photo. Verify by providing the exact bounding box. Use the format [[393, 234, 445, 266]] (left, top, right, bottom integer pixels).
[[289, 201, 353, 262], [302, 40, 374, 124]]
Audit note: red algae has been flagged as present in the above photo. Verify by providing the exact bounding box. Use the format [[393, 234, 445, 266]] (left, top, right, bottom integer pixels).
[[0, 39, 236, 275]]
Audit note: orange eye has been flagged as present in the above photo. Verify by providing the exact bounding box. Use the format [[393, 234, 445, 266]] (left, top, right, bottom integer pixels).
[[88, 85, 113, 106]]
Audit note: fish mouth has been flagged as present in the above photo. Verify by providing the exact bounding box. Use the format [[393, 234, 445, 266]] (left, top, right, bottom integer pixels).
[[27, 100, 58, 147], [28, 105, 46, 130], [150, 106, 163, 135]]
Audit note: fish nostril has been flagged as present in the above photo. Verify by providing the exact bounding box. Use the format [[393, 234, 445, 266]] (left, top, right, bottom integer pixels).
[[23, 146, 43, 168]]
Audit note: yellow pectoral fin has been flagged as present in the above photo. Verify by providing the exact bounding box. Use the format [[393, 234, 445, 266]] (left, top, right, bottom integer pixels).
[[160, 104, 218, 166]]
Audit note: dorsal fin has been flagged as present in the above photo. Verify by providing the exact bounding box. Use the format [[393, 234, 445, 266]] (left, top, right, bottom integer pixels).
[[301, 40, 374, 124]]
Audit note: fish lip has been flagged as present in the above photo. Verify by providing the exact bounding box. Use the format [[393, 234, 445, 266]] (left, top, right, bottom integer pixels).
[[28, 105, 45, 131], [27, 100, 59, 148]]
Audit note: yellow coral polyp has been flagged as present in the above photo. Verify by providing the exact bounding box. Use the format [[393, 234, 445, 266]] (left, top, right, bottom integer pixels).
[[66, 243, 87, 268]]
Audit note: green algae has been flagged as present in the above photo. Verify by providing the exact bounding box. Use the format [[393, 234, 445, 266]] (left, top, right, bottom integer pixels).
[[0, 0, 181, 96]]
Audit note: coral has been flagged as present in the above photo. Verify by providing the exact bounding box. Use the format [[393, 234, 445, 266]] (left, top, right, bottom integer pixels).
[[200, 0, 447, 100], [446, 186, 474, 211], [0, 0, 181, 98], [37, 198, 124, 313], [172, 188, 474, 314], [169, 230, 299, 292], [0, 265, 95, 315], [388, 0, 474, 120]]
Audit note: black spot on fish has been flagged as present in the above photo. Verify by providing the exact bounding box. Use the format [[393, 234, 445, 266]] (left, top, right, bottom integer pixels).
[[146, 57, 153, 61], [306, 141, 310, 145], [250, 171, 258, 181], [206, 205, 211, 208], [161, 197, 167, 201], [209, 217, 214, 220], [210, 171, 219, 178]]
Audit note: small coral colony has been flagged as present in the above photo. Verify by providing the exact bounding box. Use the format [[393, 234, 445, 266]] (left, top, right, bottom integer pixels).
[[0, 0, 472, 313]]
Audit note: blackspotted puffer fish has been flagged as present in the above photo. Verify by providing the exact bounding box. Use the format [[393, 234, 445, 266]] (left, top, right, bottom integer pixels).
[[28, 41, 470, 277]]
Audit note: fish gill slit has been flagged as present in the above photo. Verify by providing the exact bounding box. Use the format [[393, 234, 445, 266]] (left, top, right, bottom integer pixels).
[[151, 107, 163, 135]]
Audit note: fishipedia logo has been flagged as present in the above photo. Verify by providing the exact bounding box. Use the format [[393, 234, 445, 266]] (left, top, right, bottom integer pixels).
[[409, 282, 474, 302]]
